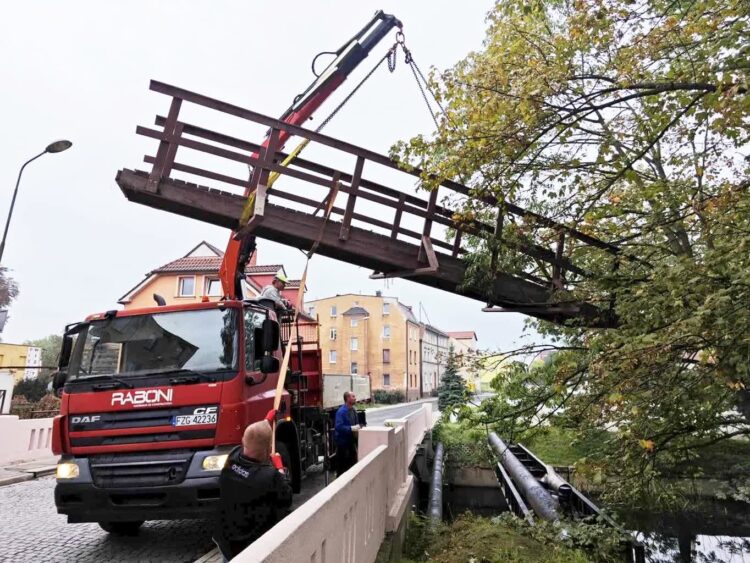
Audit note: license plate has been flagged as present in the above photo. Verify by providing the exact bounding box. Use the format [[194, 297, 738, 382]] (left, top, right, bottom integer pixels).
[[172, 413, 217, 426]]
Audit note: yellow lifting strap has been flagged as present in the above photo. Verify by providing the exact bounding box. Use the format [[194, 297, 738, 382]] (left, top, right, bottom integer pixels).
[[238, 138, 311, 227], [270, 178, 338, 455]]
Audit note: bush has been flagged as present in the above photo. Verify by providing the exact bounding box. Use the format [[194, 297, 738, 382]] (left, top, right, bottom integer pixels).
[[372, 389, 405, 404], [10, 392, 60, 419], [13, 375, 51, 403]]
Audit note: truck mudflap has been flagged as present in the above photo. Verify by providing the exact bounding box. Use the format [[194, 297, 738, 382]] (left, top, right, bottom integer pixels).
[[54, 449, 231, 523]]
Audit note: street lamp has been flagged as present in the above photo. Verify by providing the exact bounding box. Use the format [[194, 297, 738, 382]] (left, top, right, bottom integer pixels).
[[0, 140, 72, 262]]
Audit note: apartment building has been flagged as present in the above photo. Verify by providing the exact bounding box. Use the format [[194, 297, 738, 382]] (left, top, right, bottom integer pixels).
[[306, 292, 422, 401], [421, 324, 450, 396], [448, 331, 481, 393]]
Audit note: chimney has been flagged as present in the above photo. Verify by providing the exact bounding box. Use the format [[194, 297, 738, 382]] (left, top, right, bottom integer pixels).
[[375, 290, 382, 297]]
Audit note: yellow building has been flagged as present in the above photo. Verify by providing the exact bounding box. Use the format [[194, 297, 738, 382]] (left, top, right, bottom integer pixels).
[[0, 343, 42, 383], [306, 292, 422, 401]]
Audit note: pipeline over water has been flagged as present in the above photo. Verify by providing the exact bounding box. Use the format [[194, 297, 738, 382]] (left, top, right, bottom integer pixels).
[[428, 442, 445, 524], [488, 432, 560, 522]]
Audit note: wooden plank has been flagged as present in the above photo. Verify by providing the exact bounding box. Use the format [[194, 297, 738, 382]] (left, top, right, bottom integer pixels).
[[146, 97, 182, 193], [116, 169, 613, 327], [391, 194, 405, 240], [339, 156, 365, 241]]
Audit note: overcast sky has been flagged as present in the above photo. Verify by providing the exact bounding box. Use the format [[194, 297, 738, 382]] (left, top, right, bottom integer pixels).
[[0, 0, 539, 352]]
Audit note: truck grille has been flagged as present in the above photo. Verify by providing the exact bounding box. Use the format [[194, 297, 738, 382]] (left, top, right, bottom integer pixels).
[[89, 450, 194, 488], [71, 429, 214, 447], [69, 405, 218, 432]]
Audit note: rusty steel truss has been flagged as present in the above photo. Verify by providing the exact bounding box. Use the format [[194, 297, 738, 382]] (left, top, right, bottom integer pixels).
[[116, 80, 620, 327]]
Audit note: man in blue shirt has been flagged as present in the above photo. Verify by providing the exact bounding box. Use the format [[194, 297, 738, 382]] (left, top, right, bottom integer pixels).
[[334, 391, 361, 476]]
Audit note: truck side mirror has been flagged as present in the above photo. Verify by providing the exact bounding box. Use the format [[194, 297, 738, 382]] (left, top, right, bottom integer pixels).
[[51, 370, 68, 397], [260, 355, 280, 374], [260, 319, 279, 353]]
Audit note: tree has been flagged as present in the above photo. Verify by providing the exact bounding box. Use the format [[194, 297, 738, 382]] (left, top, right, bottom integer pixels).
[[395, 0, 750, 501], [438, 347, 469, 413], [24, 334, 63, 377], [0, 266, 19, 310], [13, 378, 49, 403]]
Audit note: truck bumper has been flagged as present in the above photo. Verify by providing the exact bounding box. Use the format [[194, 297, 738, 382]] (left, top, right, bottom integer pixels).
[[55, 476, 221, 523], [54, 451, 227, 524]]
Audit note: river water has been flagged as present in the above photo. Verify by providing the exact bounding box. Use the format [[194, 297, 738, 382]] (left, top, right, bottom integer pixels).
[[619, 500, 750, 562]]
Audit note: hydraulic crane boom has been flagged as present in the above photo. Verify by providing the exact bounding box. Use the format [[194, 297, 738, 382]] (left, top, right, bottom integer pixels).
[[219, 10, 403, 299]]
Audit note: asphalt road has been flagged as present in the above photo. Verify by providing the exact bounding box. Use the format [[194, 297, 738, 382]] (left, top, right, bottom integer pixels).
[[0, 399, 434, 563]]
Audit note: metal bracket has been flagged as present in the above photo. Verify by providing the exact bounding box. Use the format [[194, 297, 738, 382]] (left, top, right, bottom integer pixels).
[[370, 236, 439, 279]]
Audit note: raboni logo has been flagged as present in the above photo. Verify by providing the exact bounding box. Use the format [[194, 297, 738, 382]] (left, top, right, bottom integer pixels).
[[111, 388, 174, 408]]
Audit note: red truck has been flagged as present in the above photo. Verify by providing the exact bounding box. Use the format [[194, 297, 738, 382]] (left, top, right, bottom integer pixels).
[[50, 10, 400, 533], [51, 301, 337, 533]]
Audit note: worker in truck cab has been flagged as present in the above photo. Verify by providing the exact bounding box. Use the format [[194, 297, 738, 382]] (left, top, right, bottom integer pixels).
[[258, 270, 291, 311], [334, 391, 361, 476], [213, 410, 292, 561]]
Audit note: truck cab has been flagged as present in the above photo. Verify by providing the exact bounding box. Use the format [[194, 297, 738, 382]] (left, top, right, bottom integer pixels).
[[51, 298, 330, 533]]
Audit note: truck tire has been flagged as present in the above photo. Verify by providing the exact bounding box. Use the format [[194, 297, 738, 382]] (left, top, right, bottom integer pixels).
[[98, 521, 144, 535], [277, 442, 293, 481]]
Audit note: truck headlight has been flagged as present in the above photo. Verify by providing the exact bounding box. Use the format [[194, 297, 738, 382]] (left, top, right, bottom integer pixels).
[[56, 462, 80, 479], [202, 454, 228, 471]]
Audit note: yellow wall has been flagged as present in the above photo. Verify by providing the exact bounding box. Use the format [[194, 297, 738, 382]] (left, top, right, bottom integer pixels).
[[0, 344, 32, 383], [122, 273, 223, 309], [308, 295, 421, 399]]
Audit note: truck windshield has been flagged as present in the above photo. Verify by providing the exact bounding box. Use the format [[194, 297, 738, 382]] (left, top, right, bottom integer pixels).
[[67, 308, 238, 380]]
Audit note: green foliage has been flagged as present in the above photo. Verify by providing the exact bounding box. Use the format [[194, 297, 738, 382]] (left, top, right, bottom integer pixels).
[[0, 266, 19, 311], [437, 347, 469, 413], [433, 420, 493, 468], [403, 513, 597, 562], [523, 426, 609, 468], [396, 0, 750, 504], [372, 389, 405, 404], [24, 334, 63, 378], [13, 376, 51, 403]]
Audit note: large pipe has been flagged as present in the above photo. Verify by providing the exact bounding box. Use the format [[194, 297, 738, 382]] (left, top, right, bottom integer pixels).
[[428, 442, 445, 523], [488, 432, 560, 521]]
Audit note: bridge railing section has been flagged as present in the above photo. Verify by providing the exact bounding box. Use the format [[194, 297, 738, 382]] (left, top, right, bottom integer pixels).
[[135, 81, 620, 308], [0, 415, 54, 464], [241, 404, 434, 563]]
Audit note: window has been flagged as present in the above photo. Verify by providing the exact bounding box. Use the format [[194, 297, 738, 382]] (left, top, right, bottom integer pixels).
[[383, 325, 391, 338], [383, 349, 391, 363], [308, 306, 316, 317], [330, 306, 337, 317], [383, 373, 390, 386], [330, 328, 337, 340], [178, 276, 195, 297], [204, 278, 222, 297], [383, 302, 390, 315], [350, 318, 358, 327], [350, 337, 358, 351], [329, 350, 337, 364], [244, 309, 266, 371], [351, 362, 358, 374]]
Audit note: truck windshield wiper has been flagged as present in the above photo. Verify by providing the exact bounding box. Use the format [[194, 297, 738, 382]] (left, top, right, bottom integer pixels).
[[86, 375, 134, 390], [155, 368, 220, 385]]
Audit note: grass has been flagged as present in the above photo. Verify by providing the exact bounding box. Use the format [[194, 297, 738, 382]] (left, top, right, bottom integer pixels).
[[401, 514, 592, 563], [522, 426, 609, 467]]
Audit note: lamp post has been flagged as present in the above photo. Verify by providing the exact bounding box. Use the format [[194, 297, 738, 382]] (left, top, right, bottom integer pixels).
[[0, 140, 72, 262]]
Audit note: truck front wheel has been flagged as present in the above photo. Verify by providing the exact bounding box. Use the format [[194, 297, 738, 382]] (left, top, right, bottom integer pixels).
[[98, 521, 144, 535]]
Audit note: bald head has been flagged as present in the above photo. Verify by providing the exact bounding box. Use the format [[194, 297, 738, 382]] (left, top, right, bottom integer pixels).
[[242, 420, 272, 461]]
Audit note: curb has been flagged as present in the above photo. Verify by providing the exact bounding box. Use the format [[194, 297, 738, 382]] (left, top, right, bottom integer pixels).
[[0, 472, 34, 487]]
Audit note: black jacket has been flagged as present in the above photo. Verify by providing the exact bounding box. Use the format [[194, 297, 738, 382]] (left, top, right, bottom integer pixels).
[[213, 446, 293, 559]]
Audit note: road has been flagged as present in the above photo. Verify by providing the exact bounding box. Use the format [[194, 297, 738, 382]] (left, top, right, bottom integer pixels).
[[0, 399, 433, 563]]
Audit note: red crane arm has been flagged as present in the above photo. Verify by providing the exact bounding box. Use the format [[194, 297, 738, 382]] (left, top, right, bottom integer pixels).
[[219, 11, 402, 299]]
